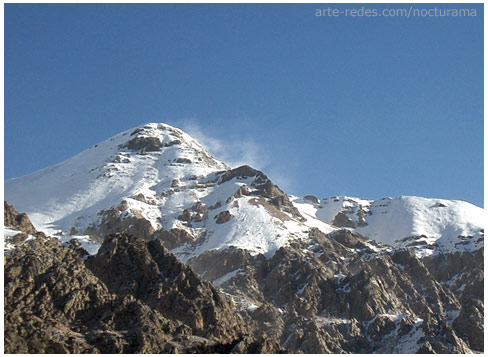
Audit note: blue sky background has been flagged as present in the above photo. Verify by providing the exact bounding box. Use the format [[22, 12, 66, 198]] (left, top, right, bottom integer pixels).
[[4, 4, 484, 207]]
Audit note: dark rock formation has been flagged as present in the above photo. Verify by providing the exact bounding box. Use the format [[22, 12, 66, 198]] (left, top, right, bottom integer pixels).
[[332, 212, 356, 228], [4, 201, 37, 234], [4, 233, 283, 353], [304, 195, 319, 204], [4, 199, 483, 354], [98, 201, 155, 240], [154, 228, 195, 250], [218, 165, 261, 184], [218, 165, 303, 220], [187, 229, 475, 353], [215, 210, 233, 224], [422, 248, 484, 351], [124, 136, 162, 152]]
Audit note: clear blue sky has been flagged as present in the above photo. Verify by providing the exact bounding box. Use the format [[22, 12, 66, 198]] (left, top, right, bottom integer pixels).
[[5, 4, 484, 207]]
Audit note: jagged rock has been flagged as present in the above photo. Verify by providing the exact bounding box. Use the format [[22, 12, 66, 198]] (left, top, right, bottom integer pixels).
[[422, 248, 484, 351], [164, 139, 181, 147], [185, 227, 473, 353], [329, 229, 364, 248], [215, 210, 233, 224], [356, 209, 368, 227], [86, 234, 248, 341], [453, 300, 484, 351], [228, 185, 251, 201], [178, 208, 192, 224], [332, 212, 356, 228], [4, 232, 282, 353], [124, 136, 162, 152], [192, 201, 208, 216], [65, 238, 90, 258], [133, 193, 147, 202], [99, 201, 155, 240], [4, 201, 36, 234], [218, 165, 261, 184], [155, 228, 195, 250], [304, 195, 319, 204]]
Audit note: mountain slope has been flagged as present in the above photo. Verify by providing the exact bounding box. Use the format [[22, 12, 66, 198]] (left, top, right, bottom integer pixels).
[[4, 232, 281, 353], [5, 123, 336, 259], [5, 123, 483, 260], [292, 195, 485, 257], [6, 123, 226, 235], [4, 122, 484, 353]]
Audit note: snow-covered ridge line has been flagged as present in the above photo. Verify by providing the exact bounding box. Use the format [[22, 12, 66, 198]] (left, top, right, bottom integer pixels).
[[292, 195, 484, 257], [5, 122, 484, 260]]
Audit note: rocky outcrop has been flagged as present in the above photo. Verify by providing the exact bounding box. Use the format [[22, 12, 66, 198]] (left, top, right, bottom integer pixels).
[[124, 136, 162, 152], [332, 212, 356, 228], [422, 248, 484, 351], [153, 228, 195, 250], [215, 210, 233, 224], [85, 233, 247, 341], [4, 233, 283, 353], [4, 201, 36, 234], [304, 195, 319, 204], [217, 165, 261, 184], [177, 202, 209, 225], [98, 201, 156, 240], [218, 165, 303, 220], [187, 229, 475, 353]]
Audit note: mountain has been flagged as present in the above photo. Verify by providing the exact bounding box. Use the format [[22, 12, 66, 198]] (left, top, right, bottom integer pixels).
[[4, 232, 281, 353], [5, 122, 483, 258], [292, 195, 484, 257], [4, 122, 484, 353]]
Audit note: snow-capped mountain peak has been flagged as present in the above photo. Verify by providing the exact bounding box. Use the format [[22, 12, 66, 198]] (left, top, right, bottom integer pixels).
[[5, 123, 227, 236], [6, 123, 338, 259], [5, 122, 484, 260]]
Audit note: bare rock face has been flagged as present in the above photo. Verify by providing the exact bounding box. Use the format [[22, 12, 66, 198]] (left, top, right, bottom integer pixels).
[[4, 224, 283, 353], [125, 136, 162, 152], [85, 233, 247, 341], [4, 201, 43, 251], [218, 165, 303, 220], [422, 248, 484, 351], [217, 165, 261, 184], [215, 210, 233, 224], [176, 202, 209, 225], [4, 201, 37, 234], [332, 211, 356, 228], [98, 201, 155, 240], [304, 195, 319, 204], [187, 228, 475, 353], [153, 228, 195, 250]]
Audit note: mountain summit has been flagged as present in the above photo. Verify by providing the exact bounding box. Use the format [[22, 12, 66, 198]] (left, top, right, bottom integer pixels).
[[5, 122, 483, 259], [4, 122, 485, 353], [6, 123, 226, 236], [6, 122, 338, 259]]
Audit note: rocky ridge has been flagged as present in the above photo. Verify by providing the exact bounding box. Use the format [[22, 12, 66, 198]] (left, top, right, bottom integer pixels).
[[4, 226, 282, 353]]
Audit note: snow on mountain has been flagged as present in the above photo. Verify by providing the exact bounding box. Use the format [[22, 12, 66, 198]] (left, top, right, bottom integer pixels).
[[5, 123, 335, 259], [5, 122, 484, 260], [292, 195, 485, 257], [6, 123, 224, 233]]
